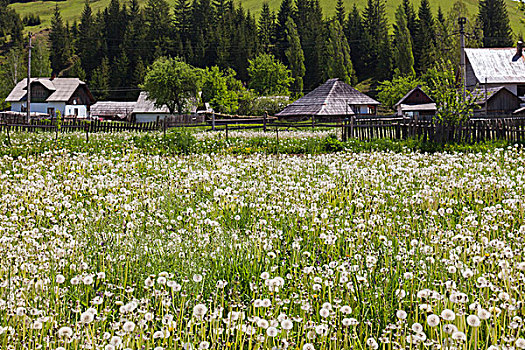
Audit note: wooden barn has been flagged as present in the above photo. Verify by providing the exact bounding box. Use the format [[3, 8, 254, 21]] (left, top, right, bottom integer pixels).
[[471, 87, 521, 116], [275, 78, 380, 121], [90, 101, 136, 121], [394, 86, 436, 117]]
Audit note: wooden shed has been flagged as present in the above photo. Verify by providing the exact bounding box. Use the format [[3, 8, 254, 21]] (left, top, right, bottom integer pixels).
[[275, 79, 380, 121], [472, 86, 521, 116], [394, 86, 436, 117], [90, 101, 136, 121]]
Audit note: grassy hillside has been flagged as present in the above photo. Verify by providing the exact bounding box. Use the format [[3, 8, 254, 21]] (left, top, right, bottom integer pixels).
[[10, 0, 525, 36]]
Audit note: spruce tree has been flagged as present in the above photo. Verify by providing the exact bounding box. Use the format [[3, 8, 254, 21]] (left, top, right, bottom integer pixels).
[[413, 0, 436, 74], [285, 18, 305, 95], [324, 19, 356, 85], [174, 0, 192, 44], [478, 0, 513, 47], [144, 0, 173, 62], [258, 3, 276, 54], [31, 38, 52, 77], [345, 5, 366, 80], [275, 0, 294, 62], [78, 0, 99, 79], [90, 57, 110, 100], [402, 0, 417, 39], [49, 5, 71, 74], [393, 5, 415, 77], [335, 0, 345, 25], [362, 0, 392, 80]]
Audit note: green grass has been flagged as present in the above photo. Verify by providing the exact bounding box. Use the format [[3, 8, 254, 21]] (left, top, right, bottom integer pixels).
[[10, 0, 525, 35]]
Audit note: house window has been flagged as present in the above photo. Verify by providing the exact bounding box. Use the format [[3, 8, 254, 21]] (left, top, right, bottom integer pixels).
[[47, 107, 55, 117], [518, 85, 525, 97]]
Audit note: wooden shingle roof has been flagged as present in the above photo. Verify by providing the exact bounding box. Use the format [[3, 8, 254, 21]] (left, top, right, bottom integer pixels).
[[6, 78, 90, 103], [276, 79, 379, 117]]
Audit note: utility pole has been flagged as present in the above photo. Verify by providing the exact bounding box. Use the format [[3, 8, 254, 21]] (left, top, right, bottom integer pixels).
[[26, 32, 33, 122], [458, 17, 467, 100]]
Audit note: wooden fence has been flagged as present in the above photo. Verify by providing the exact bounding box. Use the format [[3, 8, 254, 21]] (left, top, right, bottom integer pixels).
[[1, 114, 525, 144]]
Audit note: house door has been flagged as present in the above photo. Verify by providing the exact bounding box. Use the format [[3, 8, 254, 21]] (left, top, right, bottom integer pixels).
[[47, 107, 55, 117]]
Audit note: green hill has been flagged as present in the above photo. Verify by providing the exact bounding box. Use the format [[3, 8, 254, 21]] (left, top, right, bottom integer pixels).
[[9, 0, 525, 36]]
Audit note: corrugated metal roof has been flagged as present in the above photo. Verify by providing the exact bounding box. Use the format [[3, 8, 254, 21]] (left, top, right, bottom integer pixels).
[[399, 103, 436, 112], [132, 92, 171, 114], [465, 48, 525, 84], [6, 78, 87, 102], [276, 79, 379, 117], [90, 101, 136, 119]]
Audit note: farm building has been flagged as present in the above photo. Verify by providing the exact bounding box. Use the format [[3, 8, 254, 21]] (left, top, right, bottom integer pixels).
[[275, 78, 380, 121], [131, 92, 171, 123], [471, 87, 521, 116], [465, 42, 525, 100], [6, 78, 95, 118], [90, 101, 136, 121], [394, 86, 436, 117]]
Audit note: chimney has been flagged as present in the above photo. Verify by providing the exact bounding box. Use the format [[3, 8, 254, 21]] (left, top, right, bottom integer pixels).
[[518, 41, 524, 57], [50, 72, 56, 81]]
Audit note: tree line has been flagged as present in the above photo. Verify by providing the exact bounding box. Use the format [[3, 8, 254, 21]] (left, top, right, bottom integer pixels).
[[0, 0, 518, 111]]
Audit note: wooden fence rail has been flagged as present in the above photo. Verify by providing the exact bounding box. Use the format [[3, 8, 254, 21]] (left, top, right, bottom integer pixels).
[[1, 115, 525, 144]]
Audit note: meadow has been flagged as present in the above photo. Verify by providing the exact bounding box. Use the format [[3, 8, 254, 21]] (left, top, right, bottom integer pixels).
[[0, 130, 524, 349]]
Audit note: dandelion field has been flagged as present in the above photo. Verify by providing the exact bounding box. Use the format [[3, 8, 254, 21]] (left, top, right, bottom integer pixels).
[[0, 131, 524, 349]]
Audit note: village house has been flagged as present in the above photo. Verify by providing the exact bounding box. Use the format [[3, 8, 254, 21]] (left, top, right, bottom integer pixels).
[[6, 77, 95, 118], [465, 41, 525, 101], [90, 101, 136, 121], [276, 78, 380, 121], [471, 86, 521, 116], [394, 86, 436, 117]]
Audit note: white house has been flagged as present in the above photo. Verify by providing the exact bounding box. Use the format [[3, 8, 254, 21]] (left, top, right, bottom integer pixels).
[[131, 92, 200, 123], [465, 42, 525, 100], [6, 77, 95, 118]]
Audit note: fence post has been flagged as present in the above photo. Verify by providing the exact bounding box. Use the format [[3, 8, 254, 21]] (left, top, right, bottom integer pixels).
[[350, 115, 355, 139], [163, 118, 167, 140], [212, 112, 216, 131], [85, 122, 89, 143], [263, 112, 267, 132]]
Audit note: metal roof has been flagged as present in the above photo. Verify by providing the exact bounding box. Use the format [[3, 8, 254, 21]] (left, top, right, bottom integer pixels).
[[465, 48, 525, 84], [6, 78, 88, 103], [132, 92, 171, 114], [276, 79, 379, 117], [90, 101, 136, 119], [399, 103, 436, 112]]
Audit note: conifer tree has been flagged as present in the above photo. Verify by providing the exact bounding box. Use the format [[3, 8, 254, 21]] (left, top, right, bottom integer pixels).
[[285, 18, 305, 95], [478, 0, 513, 47], [174, 0, 192, 44], [78, 0, 99, 79], [362, 0, 392, 80], [413, 0, 436, 74], [144, 0, 173, 62], [402, 0, 417, 39], [49, 5, 71, 74], [393, 5, 415, 77], [324, 19, 356, 85], [90, 57, 110, 100], [104, 0, 127, 62], [345, 5, 366, 80], [335, 0, 345, 25], [31, 38, 52, 77], [258, 3, 276, 54], [275, 0, 294, 62]]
